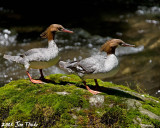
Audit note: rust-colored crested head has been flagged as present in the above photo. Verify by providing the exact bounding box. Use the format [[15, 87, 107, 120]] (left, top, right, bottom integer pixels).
[[40, 24, 64, 39], [40, 24, 73, 41], [101, 39, 134, 54]]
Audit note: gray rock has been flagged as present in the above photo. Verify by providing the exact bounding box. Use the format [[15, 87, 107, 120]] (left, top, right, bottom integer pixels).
[[125, 99, 142, 110], [126, 99, 160, 121], [133, 117, 142, 124], [140, 124, 154, 128], [89, 95, 104, 106], [139, 107, 160, 121], [56, 91, 69, 95]]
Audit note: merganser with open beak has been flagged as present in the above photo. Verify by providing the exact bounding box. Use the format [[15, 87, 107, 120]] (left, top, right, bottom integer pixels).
[[59, 39, 135, 95], [4, 24, 73, 84]]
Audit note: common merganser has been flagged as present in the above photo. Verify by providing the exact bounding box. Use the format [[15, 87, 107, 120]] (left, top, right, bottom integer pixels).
[[59, 39, 135, 95], [4, 24, 73, 84]]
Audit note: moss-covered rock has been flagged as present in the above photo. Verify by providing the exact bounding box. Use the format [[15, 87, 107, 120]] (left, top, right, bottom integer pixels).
[[0, 74, 160, 127]]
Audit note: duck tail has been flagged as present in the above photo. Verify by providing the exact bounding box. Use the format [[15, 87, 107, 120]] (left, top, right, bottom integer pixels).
[[3, 54, 23, 63]]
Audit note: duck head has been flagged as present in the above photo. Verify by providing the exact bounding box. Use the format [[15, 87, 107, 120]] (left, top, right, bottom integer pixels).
[[101, 39, 135, 55], [40, 24, 73, 40]]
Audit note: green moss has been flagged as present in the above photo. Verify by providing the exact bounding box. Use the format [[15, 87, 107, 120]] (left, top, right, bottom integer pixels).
[[9, 97, 36, 116], [141, 100, 160, 116], [139, 114, 160, 127], [0, 74, 160, 127], [47, 74, 81, 84]]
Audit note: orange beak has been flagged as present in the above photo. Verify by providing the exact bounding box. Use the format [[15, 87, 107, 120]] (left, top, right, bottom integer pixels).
[[121, 43, 135, 47], [62, 29, 73, 33]]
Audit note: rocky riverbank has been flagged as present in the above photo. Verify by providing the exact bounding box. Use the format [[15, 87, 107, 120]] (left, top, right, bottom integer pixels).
[[0, 74, 160, 127]]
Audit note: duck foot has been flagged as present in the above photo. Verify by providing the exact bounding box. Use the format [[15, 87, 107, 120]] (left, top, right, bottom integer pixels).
[[86, 85, 101, 95], [83, 81, 101, 95], [30, 79, 44, 84], [26, 71, 44, 84]]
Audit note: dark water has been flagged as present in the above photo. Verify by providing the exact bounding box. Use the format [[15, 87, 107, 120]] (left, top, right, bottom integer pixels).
[[0, 6, 160, 97]]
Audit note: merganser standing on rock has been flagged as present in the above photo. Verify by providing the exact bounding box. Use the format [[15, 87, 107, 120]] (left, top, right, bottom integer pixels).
[[4, 24, 73, 84], [59, 39, 135, 95]]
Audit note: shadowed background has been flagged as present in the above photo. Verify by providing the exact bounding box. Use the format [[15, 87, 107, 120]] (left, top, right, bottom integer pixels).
[[0, 0, 160, 97]]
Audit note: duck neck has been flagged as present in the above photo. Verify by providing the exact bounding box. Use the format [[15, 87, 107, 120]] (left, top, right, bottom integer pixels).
[[47, 32, 57, 48], [48, 31, 55, 41], [48, 40, 57, 48], [107, 49, 116, 55]]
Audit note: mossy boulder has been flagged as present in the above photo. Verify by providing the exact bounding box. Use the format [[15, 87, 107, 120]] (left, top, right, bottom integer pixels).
[[0, 74, 160, 127]]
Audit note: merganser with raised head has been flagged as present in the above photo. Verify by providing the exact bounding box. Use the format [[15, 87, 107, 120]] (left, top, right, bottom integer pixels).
[[4, 24, 73, 84], [59, 39, 135, 95]]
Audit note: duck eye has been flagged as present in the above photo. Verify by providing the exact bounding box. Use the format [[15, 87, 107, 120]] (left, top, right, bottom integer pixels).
[[58, 27, 63, 31], [119, 42, 123, 45]]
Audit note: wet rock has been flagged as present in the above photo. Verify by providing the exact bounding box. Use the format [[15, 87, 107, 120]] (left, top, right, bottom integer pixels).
[[56, 91, 69, 95], [133, 117, 142, 124], [140, 124, 154, 128], [89, 95, 104, 106], [0, 29, 17, 46], [71, 114, 77, 119], [149, 39, 160, 49], [126, 99, 160, 121], [125, 99, 142, 110], [0, 74, 160, 127], [139, 107, 160, 121], [121, 67, 131, 74]]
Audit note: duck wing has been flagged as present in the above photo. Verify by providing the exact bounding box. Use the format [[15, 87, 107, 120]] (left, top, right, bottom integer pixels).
[[78, 55, 105, 74], [23, 48, 52, 62], [66, 55, 105, 74], [24, 48, 45, 56]]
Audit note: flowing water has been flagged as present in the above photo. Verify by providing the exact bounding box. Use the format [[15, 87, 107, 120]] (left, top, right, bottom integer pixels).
[[0, 6, 160, 97]]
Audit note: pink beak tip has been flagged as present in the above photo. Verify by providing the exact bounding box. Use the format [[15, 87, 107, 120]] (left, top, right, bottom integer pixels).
[[123, 43, 135, 47], [62, 29, 74, 33]]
